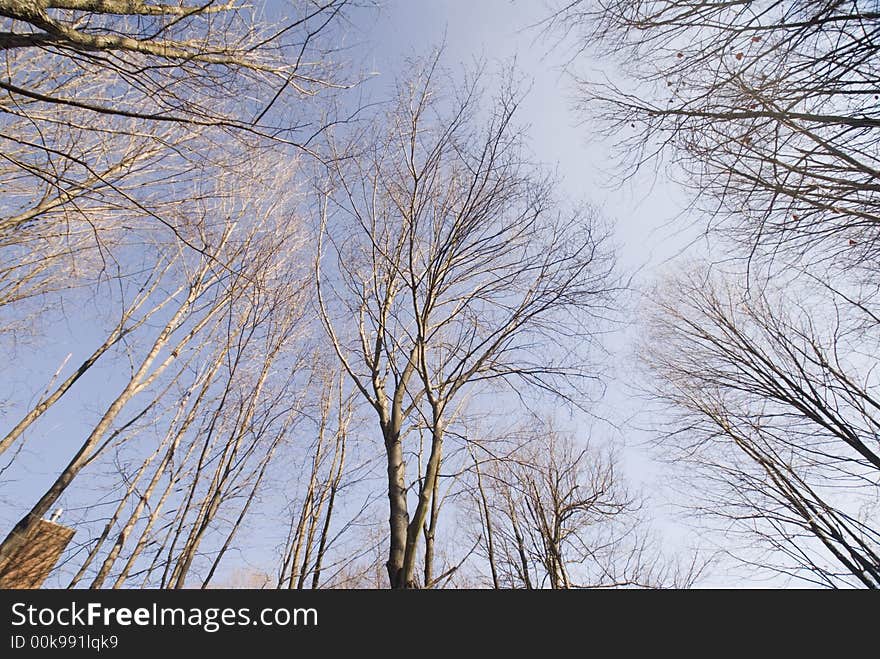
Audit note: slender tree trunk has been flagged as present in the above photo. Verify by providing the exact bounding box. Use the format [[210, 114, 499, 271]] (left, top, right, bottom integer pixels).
[[113, 415, 204, 588], [169, 438, 236, 588], [283, 490, 313, 589], [472, 451, 500, 589], [91, 413, 197, 589], [311, 448, 344, 590], [284, 404, 328, 588], [423, 467, 440, 588], [159, 376, 233, 588], [201, 432, 282, 588], [172, 353, 275, 588], [509, 498, 532, 590]]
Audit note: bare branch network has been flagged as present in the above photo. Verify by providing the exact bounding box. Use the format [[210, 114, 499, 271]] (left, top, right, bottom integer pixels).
[[550, 0, 880, 587], [5, 0, 878, 590]]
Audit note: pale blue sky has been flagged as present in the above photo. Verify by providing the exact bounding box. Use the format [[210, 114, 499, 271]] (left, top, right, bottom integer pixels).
[[344, 0, 693, 273]]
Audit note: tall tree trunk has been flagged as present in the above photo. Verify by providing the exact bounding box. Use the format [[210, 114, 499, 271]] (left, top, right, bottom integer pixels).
[[509, 498, 532, 590], [311, 450, 343, 590], [311, 382, 349, 590], [385, 430, 410, 589], [423, 466, 440, 588], [472, 450, 500, 589]]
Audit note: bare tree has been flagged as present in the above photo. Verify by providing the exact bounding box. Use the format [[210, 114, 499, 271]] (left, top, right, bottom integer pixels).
[[644, 266, 880, 588], [0, 0, 346, 130], [0, 0, 348, 335], [0, 157, 310, 584], [548, 1, 880, 587], [467, 424, 686, 589], [0, 253, 178, 458], [276, 370, 355, 590], [550, 1, 880, 269], [0, 0, 362, 591], [316, 56, 617, 588]]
